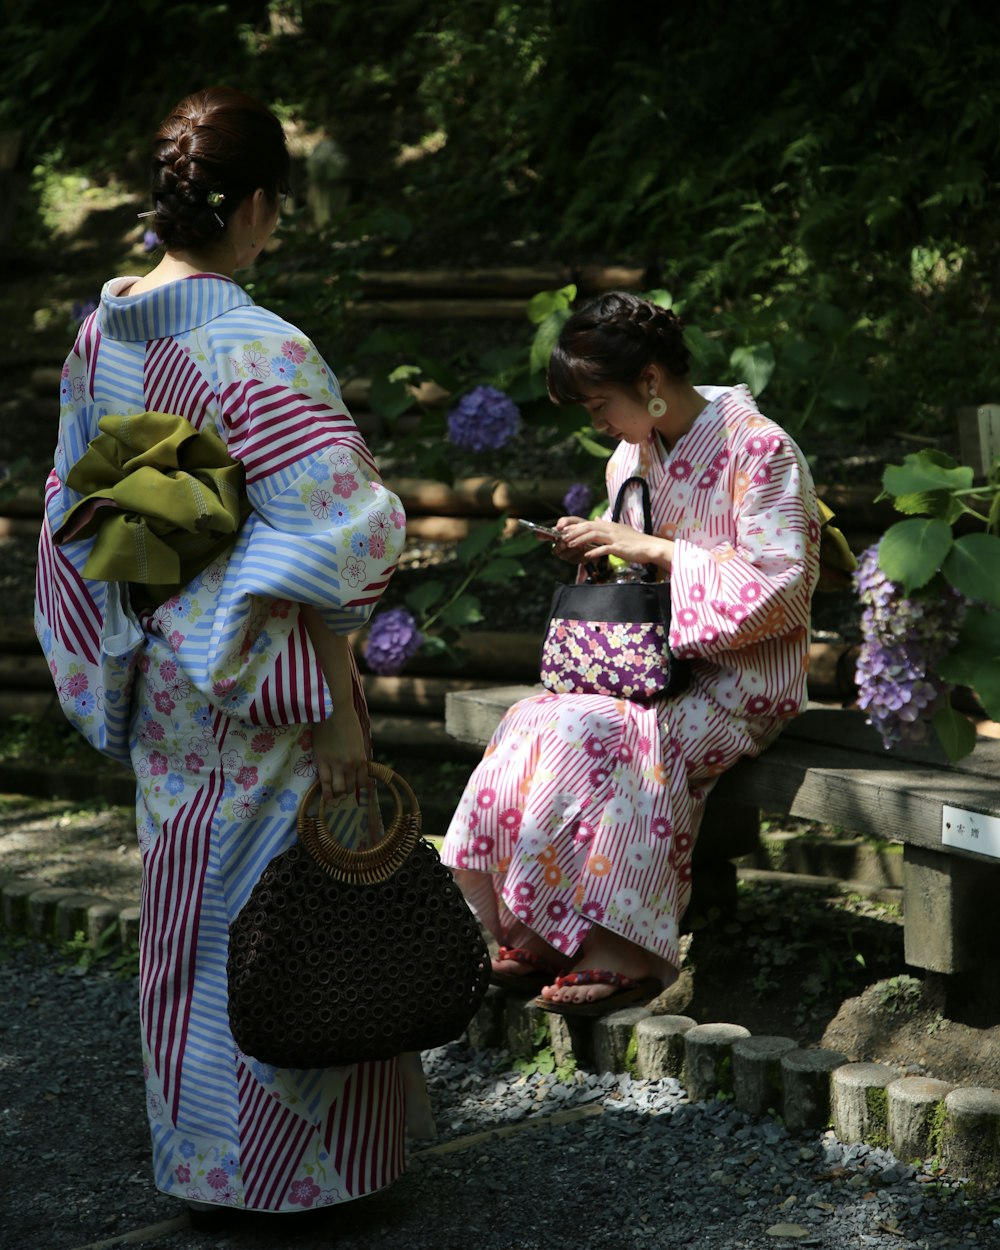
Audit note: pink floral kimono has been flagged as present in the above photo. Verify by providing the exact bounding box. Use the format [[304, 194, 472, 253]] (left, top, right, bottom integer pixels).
[[441, 384, 820, 984]]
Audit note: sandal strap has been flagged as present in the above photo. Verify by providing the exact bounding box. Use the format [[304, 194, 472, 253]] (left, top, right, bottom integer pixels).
[[496, 946, 553, 974], [553, 968, 638, 990]]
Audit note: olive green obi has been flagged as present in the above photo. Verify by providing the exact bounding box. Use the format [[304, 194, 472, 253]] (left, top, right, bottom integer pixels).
[[53, 411, 250, 606]]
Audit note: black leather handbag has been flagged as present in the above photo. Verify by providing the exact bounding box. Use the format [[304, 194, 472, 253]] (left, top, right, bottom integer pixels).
[[540, 476, 691, 703], [227, 763, 491, 1068]]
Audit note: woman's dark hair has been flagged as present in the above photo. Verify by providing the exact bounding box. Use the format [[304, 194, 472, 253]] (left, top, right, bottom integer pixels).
[[148, 86, 290, 251], [547, 291, 691, 406]]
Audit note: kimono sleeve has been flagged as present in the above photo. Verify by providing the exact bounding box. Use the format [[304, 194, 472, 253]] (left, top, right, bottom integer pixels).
[[668, 429, 820, 658], [216, 321, 406, 634]]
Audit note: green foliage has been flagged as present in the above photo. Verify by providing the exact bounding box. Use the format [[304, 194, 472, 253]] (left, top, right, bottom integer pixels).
[[876, 447, 1000, 742]]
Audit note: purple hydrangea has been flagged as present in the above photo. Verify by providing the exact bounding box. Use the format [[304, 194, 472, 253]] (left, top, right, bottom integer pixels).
[[853, 544, 967, 749], [446, 385, 521, 453], [562, 482, 593, 516], [71, 299, 98, 322], [143, 229, 160, 253], [364, 607, 423, 676]]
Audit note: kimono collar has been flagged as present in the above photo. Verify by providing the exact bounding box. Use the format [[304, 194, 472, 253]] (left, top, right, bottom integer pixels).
[[97, 274, 255, 342]]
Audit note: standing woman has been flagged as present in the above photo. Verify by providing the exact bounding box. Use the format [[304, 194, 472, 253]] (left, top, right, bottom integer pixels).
[[35, 88, 409, 1221], [441, 293, 820, 1013]]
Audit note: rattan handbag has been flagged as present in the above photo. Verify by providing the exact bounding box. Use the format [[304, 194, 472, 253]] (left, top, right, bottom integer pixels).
[[227, 763, 491, 1068]]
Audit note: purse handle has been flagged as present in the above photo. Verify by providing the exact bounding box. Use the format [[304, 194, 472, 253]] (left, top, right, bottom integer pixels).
[[610, 475, 659, 582], [297, 761, 423, 884]]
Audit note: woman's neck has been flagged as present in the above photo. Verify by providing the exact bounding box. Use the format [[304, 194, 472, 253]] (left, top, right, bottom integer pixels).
[[129, 249, 235, 295], [653, 381, 709, 449]]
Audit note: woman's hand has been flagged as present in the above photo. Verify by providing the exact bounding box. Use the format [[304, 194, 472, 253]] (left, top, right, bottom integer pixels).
[[555, 515, 674, 572], [299, 604, 369, 803], [311, 705, 368, 803]]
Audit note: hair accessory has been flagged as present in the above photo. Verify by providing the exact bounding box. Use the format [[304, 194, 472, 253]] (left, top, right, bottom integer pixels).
[[647, 394, 668, 418], [136, 210, 157, 219], [206, 190, 226, 229]]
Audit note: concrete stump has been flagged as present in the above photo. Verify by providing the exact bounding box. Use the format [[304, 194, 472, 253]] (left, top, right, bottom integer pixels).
[[831, 1062, 899, 1148], [635, 1014, 696, 1080], [466, 984, 504, 1050], [886, 1077, 953, 1162], [26, 887, 79, 939], [546, 1011, 575, 1069], [118, 905, 141, 947], [54, 893, 116, 944], [940, 1087, 1000, 1188], [1, 877, 46, 933], [781, 1047, 849, 1133], [86, 900, 124, 948], [504, 995, 548, 1060], [732, 1035, 798, 1117], [682, 1022, 751, 1102], [548, 1012, 595, 1072], [592, 1005, 654, 1074]]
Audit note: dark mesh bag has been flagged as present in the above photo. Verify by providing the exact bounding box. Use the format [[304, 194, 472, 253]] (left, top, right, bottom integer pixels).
[[227, 763, 490, 1068]]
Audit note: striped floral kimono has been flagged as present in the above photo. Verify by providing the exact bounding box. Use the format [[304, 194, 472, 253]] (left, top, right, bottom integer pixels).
[[441, 385, 820, 985], [35, 275, 408, 1212]]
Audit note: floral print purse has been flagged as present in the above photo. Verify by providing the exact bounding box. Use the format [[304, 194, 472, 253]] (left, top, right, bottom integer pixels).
[[539, 476, 691, 704]]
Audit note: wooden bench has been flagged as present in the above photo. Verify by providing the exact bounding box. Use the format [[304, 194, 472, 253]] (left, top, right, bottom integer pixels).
[[445, 686, 1000, 1011]]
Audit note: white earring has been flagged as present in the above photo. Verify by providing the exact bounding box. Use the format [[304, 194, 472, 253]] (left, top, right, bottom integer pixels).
[[647, 394, 667, 418]]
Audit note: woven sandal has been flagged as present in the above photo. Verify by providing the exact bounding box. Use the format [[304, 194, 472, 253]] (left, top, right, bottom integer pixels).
[[490, 946, 559, 995], [533, 968, 661, 1018]]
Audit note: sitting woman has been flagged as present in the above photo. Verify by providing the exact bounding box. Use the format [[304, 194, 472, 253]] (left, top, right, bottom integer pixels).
[[440, 292, 821, 1015]]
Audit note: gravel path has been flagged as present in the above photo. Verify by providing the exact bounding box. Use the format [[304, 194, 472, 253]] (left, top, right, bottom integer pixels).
[[2, 939, 998, 1250]]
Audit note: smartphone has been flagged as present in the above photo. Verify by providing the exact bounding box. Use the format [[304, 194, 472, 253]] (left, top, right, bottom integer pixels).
[[516, 518, 562, 541]]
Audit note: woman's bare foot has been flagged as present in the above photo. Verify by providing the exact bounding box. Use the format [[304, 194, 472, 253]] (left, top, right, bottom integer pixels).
[[538, 926, 656, 1006]]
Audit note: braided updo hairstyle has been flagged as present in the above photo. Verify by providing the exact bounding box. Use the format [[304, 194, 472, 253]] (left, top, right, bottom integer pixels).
[[547, 291, 691, 406], [147, 86, 290, 251]]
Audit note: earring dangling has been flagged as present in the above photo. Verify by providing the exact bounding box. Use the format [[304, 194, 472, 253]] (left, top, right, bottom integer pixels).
[[647, 394, 667, 418]]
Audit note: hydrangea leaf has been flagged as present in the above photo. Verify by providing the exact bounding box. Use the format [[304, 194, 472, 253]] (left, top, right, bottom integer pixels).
[[891, 490, 964, 521], [405, 580, 446, 615], [942, 533, 1000, 607], [499, 530, 543, 557], [477, 558, 524, 584], [937, 606, 1000, 720], [526, 284, 576, 326], [729, 342, 775, 397], [878, 518, 954, 592], [457, 516, 505, 564], [529, 308, 573, 374], [882, 453, 973, 497], [367, 371, 416, 420], [931, 702, 977, 762], [437, 593, 484, 629]]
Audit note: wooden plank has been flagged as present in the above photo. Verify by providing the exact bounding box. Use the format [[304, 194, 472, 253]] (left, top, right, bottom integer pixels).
[[361, 674, 506, 715], [391, 475, 577, 517], [356, 266, 575, 297], [715, 738, 1000, 861], [349, 297, 530, 321], [0, 654, 50, 688]]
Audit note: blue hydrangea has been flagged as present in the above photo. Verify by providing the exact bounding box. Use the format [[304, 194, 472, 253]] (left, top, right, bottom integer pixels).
[[562, 482, 593, 516], [446, 385, 521, 453], [364, 607, 423, 676], [165, 773, 185, 796], [853, 544, 967, 748], [251, 631, 273, 655], [179, 1140, 197, 1158]]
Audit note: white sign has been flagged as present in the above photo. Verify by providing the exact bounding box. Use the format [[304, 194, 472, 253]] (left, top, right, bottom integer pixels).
[[942, 805, 1000, 860]]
